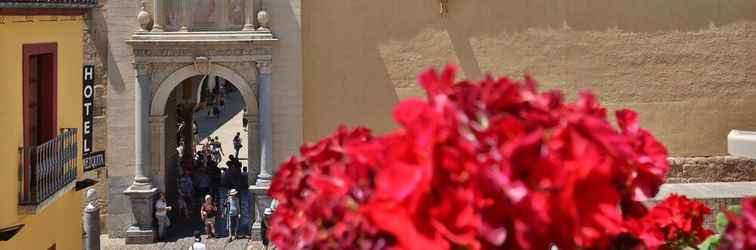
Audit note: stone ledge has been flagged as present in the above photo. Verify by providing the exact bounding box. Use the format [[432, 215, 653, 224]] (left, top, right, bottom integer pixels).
[[18, 181, 76, 215], [653, 181, 756, 200], [666, 156, 756, 183]]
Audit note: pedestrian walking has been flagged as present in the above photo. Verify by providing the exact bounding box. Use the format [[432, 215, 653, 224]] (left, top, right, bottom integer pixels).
[[200, 195, 217, 238], [155, 192, 172, 241], [225, 189, 241, 242], [190, 231, 207, 250], [177, 172, 194, 218], [212, 136, 224, 162], [177, 141, 184, 160], [202, 137, 212, 158], [233, 132, 243, 158], [197, 169, 211, 198], [226, 155, 244, 191], [242, 108, 248, 132], [193, 121, 199, 146]]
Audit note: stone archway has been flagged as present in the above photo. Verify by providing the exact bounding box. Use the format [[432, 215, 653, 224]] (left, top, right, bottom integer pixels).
[[123, 32, 277, 243], [148, 63, 260, 191]]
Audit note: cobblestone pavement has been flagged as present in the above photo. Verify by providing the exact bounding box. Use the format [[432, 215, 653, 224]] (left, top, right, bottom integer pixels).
[[101, 235, 266, 250]]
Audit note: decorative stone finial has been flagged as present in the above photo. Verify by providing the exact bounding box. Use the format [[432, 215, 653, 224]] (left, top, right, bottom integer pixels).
[[86, 188, 97, 209], [257, 9, 270, 31], [137, 1, 153, 31]]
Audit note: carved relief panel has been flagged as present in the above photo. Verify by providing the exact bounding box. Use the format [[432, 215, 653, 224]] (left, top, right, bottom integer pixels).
[[164, 0, 245, 31]]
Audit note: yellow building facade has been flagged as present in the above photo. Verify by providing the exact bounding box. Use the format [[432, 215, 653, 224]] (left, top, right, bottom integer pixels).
[[0, 2, 93, 249]]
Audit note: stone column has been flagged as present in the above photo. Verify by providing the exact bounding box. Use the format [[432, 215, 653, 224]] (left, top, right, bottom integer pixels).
[[255, 61, 273, 186], [246, 113, 259, 184], [150, 115, 168, 190], [242, 0, 255, 31], [152, 0, 164, 32], [124, 63, 158, 244]]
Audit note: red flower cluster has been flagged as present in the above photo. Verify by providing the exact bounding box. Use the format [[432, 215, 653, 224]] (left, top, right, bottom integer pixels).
[[720, 198, 756, 250], [624, 194, 713, 249], [267, 127, 391, 249], [269, 66, 681, 250]]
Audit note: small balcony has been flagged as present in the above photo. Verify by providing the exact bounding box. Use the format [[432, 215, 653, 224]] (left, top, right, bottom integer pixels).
[[18, 128, 78, 214]]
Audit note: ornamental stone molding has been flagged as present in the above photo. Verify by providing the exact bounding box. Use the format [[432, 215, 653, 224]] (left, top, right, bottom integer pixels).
[[124, 30, 276, 244], [127, 31, 275, 100]]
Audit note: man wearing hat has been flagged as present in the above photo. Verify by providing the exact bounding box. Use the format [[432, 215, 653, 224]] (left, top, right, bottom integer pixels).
[[224, 189, 241, 241]]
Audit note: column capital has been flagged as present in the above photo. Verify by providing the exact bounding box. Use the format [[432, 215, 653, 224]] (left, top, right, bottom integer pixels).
[[256, 61, 272, 74], [133, 62, 154, 77]]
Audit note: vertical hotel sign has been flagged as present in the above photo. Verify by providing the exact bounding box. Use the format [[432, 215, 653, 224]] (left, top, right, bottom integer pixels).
[[83, 65, 94, 155]]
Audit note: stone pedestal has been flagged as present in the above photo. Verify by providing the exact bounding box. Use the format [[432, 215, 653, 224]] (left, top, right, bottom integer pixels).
[[124, 186, 158, 244], [249, 185, 271, 230]]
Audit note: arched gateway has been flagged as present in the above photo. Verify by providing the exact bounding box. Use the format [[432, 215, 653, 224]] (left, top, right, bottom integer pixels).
[[122, 31, 277, 243]]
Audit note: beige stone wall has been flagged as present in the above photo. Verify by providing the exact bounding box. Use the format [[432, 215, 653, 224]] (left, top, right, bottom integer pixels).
[[105, 0, 139, 237], [302, 0, 756, 156], [270, 0, 303, 170], [82, 0, 110, 227]]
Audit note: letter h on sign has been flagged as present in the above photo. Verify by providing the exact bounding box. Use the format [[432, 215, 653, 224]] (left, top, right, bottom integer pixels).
[[83, 66, 95, 155]]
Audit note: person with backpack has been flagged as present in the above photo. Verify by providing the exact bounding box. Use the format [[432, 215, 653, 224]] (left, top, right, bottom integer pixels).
[[200, 195, 217, 238], [233, 132, 243, 158]]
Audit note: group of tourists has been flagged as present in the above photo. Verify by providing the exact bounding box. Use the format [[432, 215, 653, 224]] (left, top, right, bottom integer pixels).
[[157, 130, 250, 243]]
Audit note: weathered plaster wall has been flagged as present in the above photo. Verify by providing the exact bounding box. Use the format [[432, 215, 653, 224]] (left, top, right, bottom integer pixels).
[[303, 0, 756, 156], [0, 15, 86, 250]]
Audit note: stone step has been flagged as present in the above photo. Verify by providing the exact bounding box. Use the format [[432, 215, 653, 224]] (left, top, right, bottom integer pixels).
[[647, 181, 756, 230]]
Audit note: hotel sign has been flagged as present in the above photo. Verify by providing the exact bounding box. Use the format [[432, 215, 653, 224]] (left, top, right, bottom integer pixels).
[[83, 65, 94, 155], [83, 150, 105, 172]]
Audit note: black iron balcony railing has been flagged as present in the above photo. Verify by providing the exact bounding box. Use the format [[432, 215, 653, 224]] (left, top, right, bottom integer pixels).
[[18, 128, 78, 205]]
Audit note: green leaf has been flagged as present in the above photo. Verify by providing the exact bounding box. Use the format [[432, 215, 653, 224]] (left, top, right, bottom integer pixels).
[[697, 234, 720, 250], [716, 205, 742, 233], [728, 204, 742, 215]]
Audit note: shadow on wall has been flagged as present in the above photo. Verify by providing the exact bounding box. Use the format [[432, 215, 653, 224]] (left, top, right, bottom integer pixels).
[[303, 0, 756, 155]]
